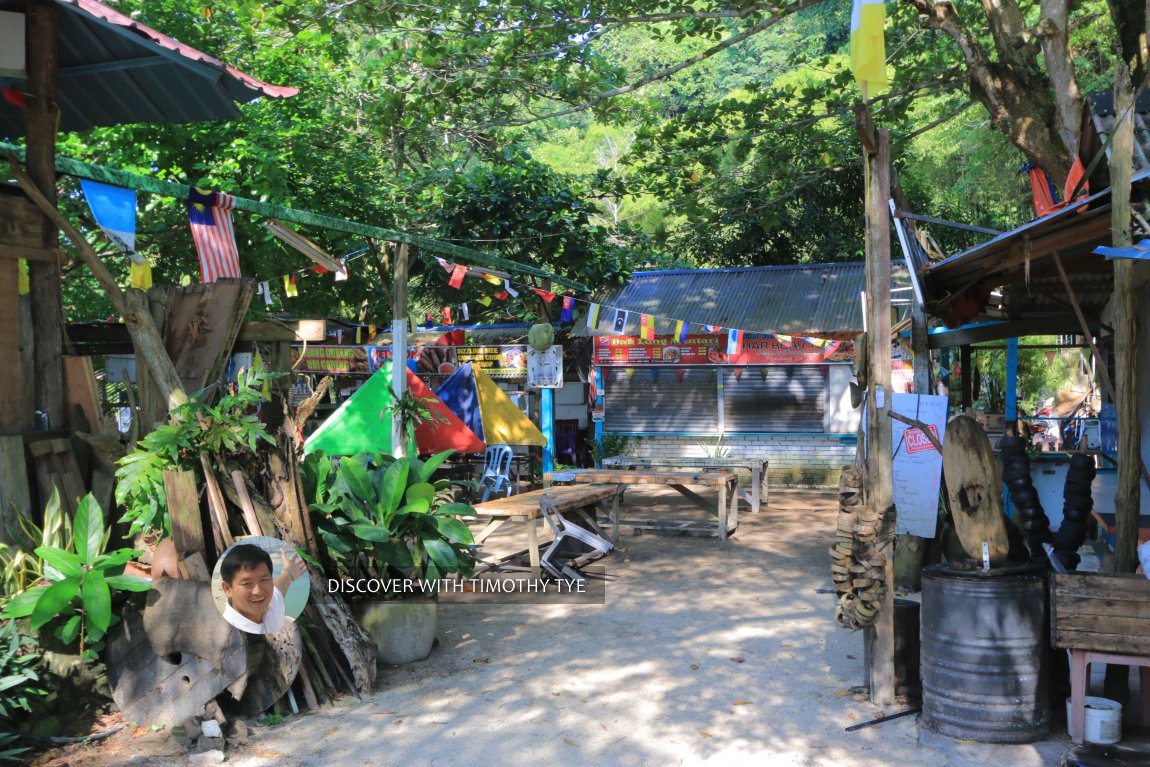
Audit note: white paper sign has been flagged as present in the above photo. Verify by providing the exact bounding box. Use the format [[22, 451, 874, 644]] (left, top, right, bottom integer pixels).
[[890, 393, 949, 538], [527, 344, 564, 389]]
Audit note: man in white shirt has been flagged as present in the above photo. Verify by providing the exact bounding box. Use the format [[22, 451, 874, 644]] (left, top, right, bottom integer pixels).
[[220, 544, 305, 634]]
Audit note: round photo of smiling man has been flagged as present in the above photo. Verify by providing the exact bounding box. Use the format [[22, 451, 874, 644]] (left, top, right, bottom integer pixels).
[[211, 537, 310, 634]]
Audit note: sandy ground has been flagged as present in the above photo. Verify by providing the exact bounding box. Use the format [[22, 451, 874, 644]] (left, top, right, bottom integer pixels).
[[34, 487, 1146, 766]]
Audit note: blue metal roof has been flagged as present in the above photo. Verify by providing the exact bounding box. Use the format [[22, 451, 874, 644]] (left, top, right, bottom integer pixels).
[[0, 0, 296, 137], [581, 261, 911, 337]]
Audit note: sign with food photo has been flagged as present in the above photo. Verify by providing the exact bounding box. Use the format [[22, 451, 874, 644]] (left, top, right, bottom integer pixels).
[[594, 334, 852, 365]]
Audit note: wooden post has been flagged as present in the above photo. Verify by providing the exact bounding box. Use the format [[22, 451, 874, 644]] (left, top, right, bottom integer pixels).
[[25, 0, 66, 429], [1110, 60, 1139, 575], [863, 126, 895, 705], [960, 345, 973, 411], [391, 243, 409, 458]]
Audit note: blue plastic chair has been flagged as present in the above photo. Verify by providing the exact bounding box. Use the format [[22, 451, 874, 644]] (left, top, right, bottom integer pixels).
[[479, 444, 514, 502]]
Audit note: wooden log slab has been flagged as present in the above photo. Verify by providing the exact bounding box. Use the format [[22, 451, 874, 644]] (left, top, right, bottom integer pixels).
[[107, 609, 250, 728], [941, 415, 1010, 566], [143, 579, 248, 683], [238, 621, 302, 716]]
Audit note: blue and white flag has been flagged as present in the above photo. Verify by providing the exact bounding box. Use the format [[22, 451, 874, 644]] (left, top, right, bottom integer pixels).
[[727, 328, 743, 356], [80, 180, 138, 260]]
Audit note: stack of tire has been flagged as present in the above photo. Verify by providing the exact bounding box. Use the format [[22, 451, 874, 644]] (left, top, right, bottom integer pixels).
[[1050, 452, 1095, 570], [830, 466, 886, 630], [999, 436, 1052, 565]]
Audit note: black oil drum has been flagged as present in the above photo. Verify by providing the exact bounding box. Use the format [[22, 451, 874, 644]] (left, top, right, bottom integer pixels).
[[920, 563, 1048, 743]]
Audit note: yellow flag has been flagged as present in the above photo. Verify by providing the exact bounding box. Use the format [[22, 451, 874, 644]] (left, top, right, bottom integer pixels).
[[17, 260, 28, 295], [850, 0, 888, 97], [129, 260, 152, 290]]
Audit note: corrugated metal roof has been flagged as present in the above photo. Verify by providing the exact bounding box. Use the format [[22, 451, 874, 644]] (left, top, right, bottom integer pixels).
[[0, 0, 296, 137], [578, 262, 911, 338], [1087, 89, 1150, 175]]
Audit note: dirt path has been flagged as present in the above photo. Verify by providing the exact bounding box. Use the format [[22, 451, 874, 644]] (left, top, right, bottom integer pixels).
[[41, 488, 1076, 766]]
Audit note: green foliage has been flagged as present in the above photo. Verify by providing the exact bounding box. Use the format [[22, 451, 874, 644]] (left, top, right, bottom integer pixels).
[[591, 434, 638, 464], [115, 370, 277, 536], [0, 733, 28, 764], [302, 451, 477, 592], [388, 390, 448, 452], [0, 495, 151, 661], [0, 620, 46, 726], [0, 489, 71, 603]]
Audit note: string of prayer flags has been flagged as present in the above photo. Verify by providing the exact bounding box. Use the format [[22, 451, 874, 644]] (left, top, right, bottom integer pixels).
[[503, 280, 520, 298], [639, 313, 655, 341], [483, 273, 502, 286], [611, 308, 629, 335], [283, 274, 298, 297], [441, 307, 453, 325], [704, 324, 721, 334], [334, 257, 349, 282], [461, 303, 470, 322], [494, 290, 509, 300], [448, 264, 468, 289], [561, 296, 575, 322], [727, 328, 743, 356], [310, 264, 329, 275], [187, 188, 240, 283], [585, 303, 601, 330], [532, 287, 556, 303], [674, 320, 689, 343], [368, 325, 377, 341], [81, 179, 152, 290]]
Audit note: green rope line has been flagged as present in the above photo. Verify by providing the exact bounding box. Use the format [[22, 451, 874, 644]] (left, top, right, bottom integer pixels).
[[0, 142, 590, 292]]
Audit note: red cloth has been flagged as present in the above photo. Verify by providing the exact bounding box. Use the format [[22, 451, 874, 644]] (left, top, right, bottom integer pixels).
[[435, 329, 466, 346]]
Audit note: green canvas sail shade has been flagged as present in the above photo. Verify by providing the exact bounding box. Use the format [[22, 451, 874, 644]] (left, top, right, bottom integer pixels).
[[303, 367, 484, 457]]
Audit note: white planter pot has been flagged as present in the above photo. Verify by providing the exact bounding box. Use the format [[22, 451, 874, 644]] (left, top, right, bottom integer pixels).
[[1066, 697, 1122, 744], [354, 598, 438, 665]]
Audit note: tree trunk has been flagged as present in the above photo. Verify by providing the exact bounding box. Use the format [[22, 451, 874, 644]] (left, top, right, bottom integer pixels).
[[1106, 0, 1149, 84]]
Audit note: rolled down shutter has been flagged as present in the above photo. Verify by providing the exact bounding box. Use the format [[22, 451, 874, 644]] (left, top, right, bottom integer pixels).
[[723, 366, 825, 432], [603, 367, 718, 433]]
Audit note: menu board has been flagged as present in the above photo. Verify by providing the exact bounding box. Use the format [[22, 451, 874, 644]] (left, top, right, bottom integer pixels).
[[365, 344, 529, 379], [594, 334, 853, 366], [294, 345, 371, 373]]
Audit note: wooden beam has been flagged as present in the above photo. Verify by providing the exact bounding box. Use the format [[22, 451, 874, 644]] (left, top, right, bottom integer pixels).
[[25, 0, 66, 430], [864, 128, 895, 707], [1110, 60, 1140, 575], [0, 257, 22, 433], [0, 243, 59, 262], [926, 314, 1085, 348]]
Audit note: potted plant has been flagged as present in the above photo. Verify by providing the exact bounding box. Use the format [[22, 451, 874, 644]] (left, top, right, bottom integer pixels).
[[302, 449, 477, 664]]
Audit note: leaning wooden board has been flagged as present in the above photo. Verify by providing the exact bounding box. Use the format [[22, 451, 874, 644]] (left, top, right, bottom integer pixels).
[[1051, 572, 1150, 655], [940, 415, 1010, 566]]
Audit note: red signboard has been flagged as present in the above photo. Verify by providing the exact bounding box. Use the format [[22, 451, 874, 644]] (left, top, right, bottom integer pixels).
[[593, 334, 853, 366], [904, 424, 940, 454]]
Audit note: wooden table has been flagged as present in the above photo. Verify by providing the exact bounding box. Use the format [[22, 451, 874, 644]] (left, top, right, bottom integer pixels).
[[602, 455, 768, 510], [472, 483, 621, 579], [554, 469, 739, 540]]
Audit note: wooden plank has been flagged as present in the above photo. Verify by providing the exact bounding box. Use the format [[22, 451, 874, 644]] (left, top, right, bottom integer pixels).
[[199, 454, 233, 554], [1055, 572, 1150, 595], [940, 415, 1010, 565], [0, 243, 58, 262], [0, 436, 30, 545], [63, 356, 102, 433], [0, 192, 45, 247], [572, 469, 734, 486], [237, 321, 299, 343], [0, 257, 22, 433], [474, 484, 620, 519], [1052, 572, 1150, 653], [1055, 629, 1150, 656], [165, 280, 256, 399], [163, 469, 205, 558]]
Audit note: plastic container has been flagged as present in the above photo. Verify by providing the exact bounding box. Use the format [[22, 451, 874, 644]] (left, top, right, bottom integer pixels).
[[1066, 697, 1122, 744]]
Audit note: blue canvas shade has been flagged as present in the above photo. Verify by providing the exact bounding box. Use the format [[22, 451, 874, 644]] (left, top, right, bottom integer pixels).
[[435, 363, 485, 443]]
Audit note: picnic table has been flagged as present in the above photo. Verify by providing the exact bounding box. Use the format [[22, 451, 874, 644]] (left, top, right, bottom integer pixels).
[[601, 455, 768, 509], [547, 468, 739, 540], [472, 483, 621, 579]]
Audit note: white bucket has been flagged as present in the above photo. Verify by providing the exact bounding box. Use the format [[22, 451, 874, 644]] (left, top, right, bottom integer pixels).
[[1066, 697, 1123, 744]]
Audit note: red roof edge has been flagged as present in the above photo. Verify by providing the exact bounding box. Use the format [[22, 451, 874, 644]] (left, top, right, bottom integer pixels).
[[63, 0, 299, 100]]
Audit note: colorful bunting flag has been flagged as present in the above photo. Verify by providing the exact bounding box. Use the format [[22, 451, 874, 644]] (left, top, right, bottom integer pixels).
[[369, 325, 377, 340], [129, 260, 153, 290], [461, 303, 470, 322], [674, 320, 689, 343], [476, 296, 492, 307], [850, 0, 888, 98], [532, 287, 556, 303], [775, 334, 793, 346], [258, 281, 273, 305], [448, 264, 468, 289], [436, 257, 453, 273], [625, 368, 635, 381], [611, 308, 629, 335], [639, 313, 655, 341], [586, 303, 601, 330], [334, 257, 349, 282], [283, 274, 298, 297], [356, 327, 363, 344], [705, 324, 722, 334], [561, 296, 574, 322], [187, 188, 240, 283], [727, 328, 743, 356], [17, 260, 28, 296], [503, 280, 520, 298], [483, 273, 502, 285], [441, 307, 453, 325], [81, 180, 151, 289], [494, 290, 509, 300], [310, 264, 329, 275]]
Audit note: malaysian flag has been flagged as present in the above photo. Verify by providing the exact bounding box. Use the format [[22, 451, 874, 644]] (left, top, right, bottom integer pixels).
[[187, 188, 240, 283]]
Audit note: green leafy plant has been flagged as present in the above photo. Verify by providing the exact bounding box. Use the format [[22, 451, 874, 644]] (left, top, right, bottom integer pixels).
[[0, 619, 45, 724], [0, 490, 71, 603], [0, 733, 27, 764], [1, 495, 151, 661], [591, 433, 634, 464], [115, 369, 279, 536], [303, 450, 477, 595], [388, 389, 448, 453]]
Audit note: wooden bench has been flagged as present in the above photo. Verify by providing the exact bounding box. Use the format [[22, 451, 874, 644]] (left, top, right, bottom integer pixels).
[[602, 455, 768, 510], [1051, 572, 1150, 743], [566, 469, 739, 540], [472, 483, 621, 579]]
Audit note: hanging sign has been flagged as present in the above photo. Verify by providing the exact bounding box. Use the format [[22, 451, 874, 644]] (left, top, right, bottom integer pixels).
[[527, 344, 564, 389], [294, 345, 371, 373], [594, 334, 853, 365]]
